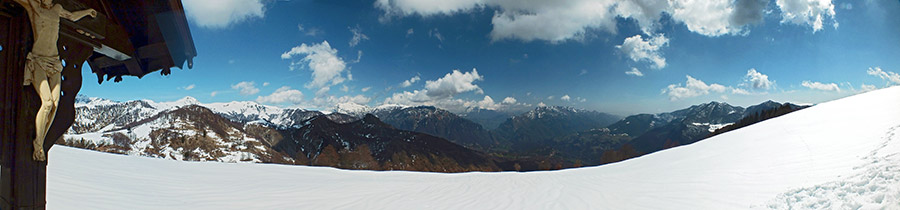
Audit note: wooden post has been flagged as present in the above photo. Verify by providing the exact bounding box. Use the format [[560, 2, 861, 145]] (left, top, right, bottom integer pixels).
[[1, 1, 91, 208], [1, 2, 33, 208]]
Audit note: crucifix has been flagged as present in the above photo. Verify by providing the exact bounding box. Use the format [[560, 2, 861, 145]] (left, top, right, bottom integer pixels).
[[13, 0, 96, 161], [1, 0, 195, 208]]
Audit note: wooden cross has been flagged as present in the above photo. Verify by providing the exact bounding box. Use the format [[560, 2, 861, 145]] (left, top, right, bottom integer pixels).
[[0, 0, 195, 209]]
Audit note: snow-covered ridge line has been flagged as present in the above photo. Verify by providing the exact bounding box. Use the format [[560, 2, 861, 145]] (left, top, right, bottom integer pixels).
[[333, 102, 409, 117]]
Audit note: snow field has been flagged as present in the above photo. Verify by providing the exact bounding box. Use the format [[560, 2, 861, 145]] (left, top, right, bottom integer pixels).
[[41, 86, 900, 209]]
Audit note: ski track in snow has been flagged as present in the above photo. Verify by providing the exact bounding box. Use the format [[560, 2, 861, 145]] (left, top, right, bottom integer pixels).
[[762, 125, 900, 209], [31, 86, 900, 209]]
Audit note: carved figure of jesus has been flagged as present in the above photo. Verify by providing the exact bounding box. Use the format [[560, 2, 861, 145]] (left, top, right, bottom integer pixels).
[[13, 0, 96, 161]]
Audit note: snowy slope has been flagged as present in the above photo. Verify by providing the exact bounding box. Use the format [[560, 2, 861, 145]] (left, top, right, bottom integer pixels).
[[46, 87, 900, 209]]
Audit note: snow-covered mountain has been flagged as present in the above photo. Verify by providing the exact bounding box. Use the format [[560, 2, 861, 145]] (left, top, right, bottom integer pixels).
[[67, 96, 336, 163], [332, 102, 407, 118], [66, 96, 513, 170], [46, 86, 900, 209], [608, 101, 746, 137], [605, 101, 809, 154], [68, 104, 292, 163], [71, 95, 326, 134]]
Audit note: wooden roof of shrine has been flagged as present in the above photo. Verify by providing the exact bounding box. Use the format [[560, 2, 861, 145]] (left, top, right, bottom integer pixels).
[[57, 0, 197, 83]]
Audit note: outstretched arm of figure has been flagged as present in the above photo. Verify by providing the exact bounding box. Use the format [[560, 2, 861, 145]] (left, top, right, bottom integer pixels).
[[59, 7, 97, 22]]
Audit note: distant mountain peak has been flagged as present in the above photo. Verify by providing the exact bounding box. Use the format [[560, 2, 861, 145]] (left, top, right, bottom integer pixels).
[[522, 105, 584, 119], [334, 102, 370, 115], [171, 96, 200, 106], [332, 103, 411, 118], [74, 94, 118, 107], [697, 101, 734, 108]]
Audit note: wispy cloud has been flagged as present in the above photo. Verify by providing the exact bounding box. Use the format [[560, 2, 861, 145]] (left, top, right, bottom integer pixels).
[[231, 81, 260, 96], [349, 25, 370, 47], [801, 81, 841, 92], [867, 67, 900, 86], [625, 68, 644, 77]]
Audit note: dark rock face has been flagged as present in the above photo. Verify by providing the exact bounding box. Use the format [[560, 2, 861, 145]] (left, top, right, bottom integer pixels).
[[606, 114, 667, 137], [372, 106, 499, 151], [460, 108, 517, 130], [493, 106, 620, 152], [273, 114, 501, 172]]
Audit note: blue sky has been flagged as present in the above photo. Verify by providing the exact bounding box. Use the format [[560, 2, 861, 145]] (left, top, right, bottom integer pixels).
[[78, 0, 900, 115]]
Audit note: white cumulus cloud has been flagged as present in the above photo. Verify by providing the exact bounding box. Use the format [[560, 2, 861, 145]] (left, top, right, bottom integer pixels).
[[776, 0, 837, 32], [376, 0, 776, 43], [231, 81, 260, 96], [182, 0, 265, 28], [182, 84, 195, 90], [488, 1, 618, 42], [561, 95, 571, 101], [257, 86, 305, 105], [740, 68, 775, 90], [801, 81, 840, 92], [281, 41, 348, 91], [502, 97, 517, 104], [424, 68, 484, 99], [382, 69, 528, 112], [400, 75, 421, 88], [663, 75, 727, 101], [617, 34, 668, 69]]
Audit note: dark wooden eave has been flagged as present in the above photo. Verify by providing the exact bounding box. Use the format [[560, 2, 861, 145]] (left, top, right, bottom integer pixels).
[[57, 0, 197, 83]]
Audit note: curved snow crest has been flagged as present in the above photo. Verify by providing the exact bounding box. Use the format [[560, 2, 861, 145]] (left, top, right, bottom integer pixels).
[[48, 87, 900, 209]]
